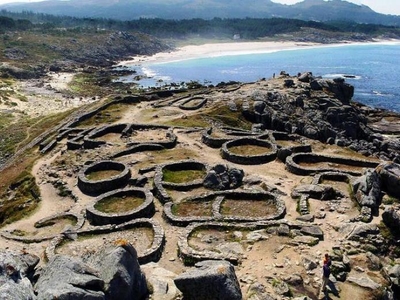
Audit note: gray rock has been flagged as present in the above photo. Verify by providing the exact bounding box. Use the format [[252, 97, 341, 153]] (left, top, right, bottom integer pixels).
[[388, 264, 400, 288], [298, 72, 313, 83], [277, 224, 290, 236], [352, 169, 381, 208], [246, 282, 275, 300], [254, 101, 266, 114], [272, 279, 291, 296], [216, 242, 243, 256], [0, 250, 39, 300], [382, 206, 400, 234], [141, 263, 180, 300], [174, 260, 242, 300], [376, 162, 400, 199], [203, 164, 244, 190], [35, 255, 105, 300], [296, 214, 314, 222], [301, 256, 318, 271], [346, 223, 379, 241], [86, 243, 147, 300], [292, 184, 340, 200], [300, 225, 324, 240], [293, 235, 319, 246], [366, 252, 381, 271], [347, 276, 381, 290]]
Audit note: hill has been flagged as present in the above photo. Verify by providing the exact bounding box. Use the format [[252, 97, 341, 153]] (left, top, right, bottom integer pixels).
[[2, 0, 400, 25]]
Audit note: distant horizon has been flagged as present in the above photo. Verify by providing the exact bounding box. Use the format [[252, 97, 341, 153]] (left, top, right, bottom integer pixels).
[[0, 0, 398, 16]]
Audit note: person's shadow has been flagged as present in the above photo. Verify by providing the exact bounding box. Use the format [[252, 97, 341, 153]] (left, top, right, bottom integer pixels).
[[322, 281, 340, 299]]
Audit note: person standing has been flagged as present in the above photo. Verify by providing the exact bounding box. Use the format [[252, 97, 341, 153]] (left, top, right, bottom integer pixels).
[[321, 253, 331, 294]]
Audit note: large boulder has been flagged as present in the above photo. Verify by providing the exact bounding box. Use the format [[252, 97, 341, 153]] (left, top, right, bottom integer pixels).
[[0, 250, 39, 300], [352, 169, 381, 208], [203, 164, 244, 190], [141, 263, 180, 300], [34, 255, 105, 300], [35, 243, 148, 300], [388, 264, 400, 295], [86, 243, 148, 300], [174, 260, 242, 300], [316, 78, 354, 104], [376, 162, 400, 199], [382, 206, 400, 235]]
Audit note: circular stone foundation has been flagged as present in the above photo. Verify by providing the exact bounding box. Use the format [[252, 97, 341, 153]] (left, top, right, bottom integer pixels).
[[86, 188, 155, 225], [221, 138, 277, 165], [50, 219, 164, 264], [286, 153, 379, 176], [1, 212, 84, 243], [78, 160, 131, 195]]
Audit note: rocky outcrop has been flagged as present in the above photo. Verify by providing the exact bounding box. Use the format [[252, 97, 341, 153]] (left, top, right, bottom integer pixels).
[[35, 243, 147, 300], [376, 162, 400, 199], [174, 260, 242, 300], [243, 76, 396, 158], [388, 264, 400, 295], [141, 263, 181, 300], [203, 164, 244, 190], [352, 169, 381, 209], [35, 255, 105, 299], [0, 250, 39, 300], [86, 243, 148, 300], [382, 206, 400, 235]]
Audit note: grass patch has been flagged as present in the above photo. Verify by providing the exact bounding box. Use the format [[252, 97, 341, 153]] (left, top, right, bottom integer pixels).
[[171, 201, 213, 217], [221, 199, 278, 217], [69, 73, 110, 98], [229, 144, 271, 155], [162, 169, 206, 183], [85, 169, 122, 181], [35, 215, 77, 229], [161, 113, 210, 128], [207, 103, 252, 130], [76, 102, 128, 127], [0, 170, 41, 226], [0, 109, 76, 162], [94, 195, 145, 213]]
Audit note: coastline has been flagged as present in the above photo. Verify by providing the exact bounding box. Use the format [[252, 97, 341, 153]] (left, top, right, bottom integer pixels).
[[119, 39, 400, 66]]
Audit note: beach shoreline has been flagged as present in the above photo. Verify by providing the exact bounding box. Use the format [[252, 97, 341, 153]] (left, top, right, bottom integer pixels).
[[118, 39, 400, 66]]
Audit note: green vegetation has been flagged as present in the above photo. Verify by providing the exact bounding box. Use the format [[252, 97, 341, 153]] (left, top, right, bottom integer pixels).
[[162, 169, 206, 183], [76, 102, 128, 127], [94, 195, 145, 213], [85, 170, 122, 181], [207, 103, 252, 130], [229, 144, 271, 156], [35, 215, 77, 228], [0, 109, 75, 163], [1, 11, 398, 41], [0, 170, 40, 226]]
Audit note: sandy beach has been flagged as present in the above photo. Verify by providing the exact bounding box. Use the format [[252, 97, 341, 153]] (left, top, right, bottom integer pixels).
[[119, 39, 400, 66], [120, 41, 318, 65]]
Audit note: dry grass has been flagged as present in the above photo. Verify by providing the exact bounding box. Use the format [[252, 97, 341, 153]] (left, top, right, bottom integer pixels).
[[229, 144, 271, 155], [85, 169, 122, 181], [172, 201, 213, 217], [162, 169, 206, 183], [220, 199, 278, 217], [94, 195, 145, 213]]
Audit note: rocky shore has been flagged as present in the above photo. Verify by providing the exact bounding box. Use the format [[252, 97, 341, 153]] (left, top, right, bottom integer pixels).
[[2, 70, 400, 300]]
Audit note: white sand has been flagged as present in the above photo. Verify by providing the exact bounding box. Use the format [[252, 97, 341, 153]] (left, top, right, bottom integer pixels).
[[120, 41, 318, 65], [119, 39, 400, 66]]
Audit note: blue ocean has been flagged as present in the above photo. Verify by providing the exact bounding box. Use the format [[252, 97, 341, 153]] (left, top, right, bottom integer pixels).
[[123, 42, 400, 112]]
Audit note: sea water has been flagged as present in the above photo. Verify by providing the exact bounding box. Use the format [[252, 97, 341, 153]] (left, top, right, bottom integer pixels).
[[122, 42, 400, 112]]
